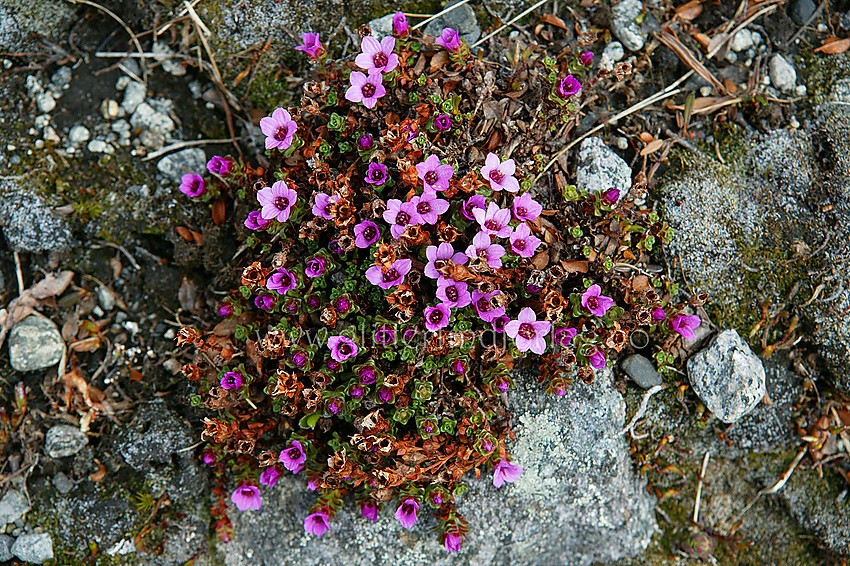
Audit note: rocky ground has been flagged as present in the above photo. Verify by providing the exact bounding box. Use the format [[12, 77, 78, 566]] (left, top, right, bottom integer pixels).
[[0, 0, 849, 564]]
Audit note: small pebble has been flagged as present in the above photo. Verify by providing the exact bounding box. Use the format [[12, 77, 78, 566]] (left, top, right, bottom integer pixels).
[[699, 86, 712, 97], [87, 139, 113, 154], [101, 99, 120, 119], [795, 84, 807, 96], [817, 23, 828, 33], [789, 116, 800, 129], [34, 114, 50, 128], [68, 125, 91, 144], [116, 76, 130, 90], [615, 137, 629, 150], [36, 92, 56, 113]]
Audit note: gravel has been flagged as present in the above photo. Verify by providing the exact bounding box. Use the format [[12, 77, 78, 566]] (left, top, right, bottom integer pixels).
[[35, 92, 55, 113], [44, 424, 88, 458], [0, 181, 74, 253], [68, 125, 90, 144], [121, 81, 146, 114], [8, 314, 65, 372], [620, 354, 663, 389]]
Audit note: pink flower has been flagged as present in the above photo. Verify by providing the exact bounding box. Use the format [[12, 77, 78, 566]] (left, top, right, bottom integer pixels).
[[461, 194, 487, 220], [294, 32, 323, 59], [581, 284, 615, 317], [357, 133, 374, 151], [472, 290, 506, 322], [202, 449, 217, 466], [307, 478, 319, 491], [355, 36, 399, 74], [480, 152, 520, 193], [579, 50, 594, 66], [444, 531, 462, 552], [345, 70, 386, 109], [280, 440, 306, 473], [424, 303, 452, 332], [244, 210, 270, 230], [395, 498, 419, 529], [361, 501, 379, 522], [179, 174, 205, 197], [504, 307, 551, 354], [231, 484, 262, 511], [473, 202, 512, 238], [491, 315, 510, 333], [366, 258, 412, 289], [509, 223, 542, 258], [410, 191, 449, 224], [312, 192, 338, 220], [364, 162, 389, 185], [415, 154, 454, 192], [354, 220, 381, 248], [305, 257, 326, 278], [465, 231, 506, 269], [553, 326, 578, 346], [217, 304, 232, 317], [671, 314, 701, 340], [652, 307, 666, 321], [328, 335, 358, 362], [435, 28, 461, 52], [383, 199, 421, 238], [434, 114, 452, 131], [437, 278, 471, 308], [259, 107, 298, 151], [492, 460, 523, 488], [558, 74, 582, 98], [512, 193, 542, 221], [254, 295, 274, 311], [207, 156, 232, 176], [588, 348, 606, 369], [425, 242, 467, 279], [257, 180, 297, 222], [603, 188, 620, 205], [259, 466, 280, 487], [304, 511, 330, 536], [220, 371, 243, 390], [392, 11, 409, 36], [267, 268, 297, 294]]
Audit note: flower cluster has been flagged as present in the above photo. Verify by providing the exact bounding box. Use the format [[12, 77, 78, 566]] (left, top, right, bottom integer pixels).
[[178, 15, 698, 552]]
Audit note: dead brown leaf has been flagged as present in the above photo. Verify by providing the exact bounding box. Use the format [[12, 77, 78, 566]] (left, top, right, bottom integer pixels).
[[429, 51, 449, 73], [540, 14, 568, 30], [675, 0, 703, 20], [640, 139, 665, 155], [89, 459, 107, 482], [212, 199, 226, 225], [561, 260, 589, 273], [814, 37, 850, 55]]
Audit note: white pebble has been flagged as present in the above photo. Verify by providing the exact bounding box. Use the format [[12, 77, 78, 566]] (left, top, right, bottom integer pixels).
[[789, 116, 800, 129], [795, 84, 807, 96], [69, 125, 91, 144], [36, 92, 56, 113]]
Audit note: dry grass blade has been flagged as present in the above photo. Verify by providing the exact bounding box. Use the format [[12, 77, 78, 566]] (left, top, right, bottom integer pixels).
[[656, 29, 726, 94], [473, 0, 549, 48], [412, 0, 473, 31], [141, 137, 241, 161]]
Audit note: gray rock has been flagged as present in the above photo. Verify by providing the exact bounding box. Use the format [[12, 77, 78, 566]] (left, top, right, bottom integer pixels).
[[49, 494, 136, 552], [788, 0, 818, 25], [8, 314, 64, 372], [157, 148, 206, 183], [223, 370, 655, 566], [367, 13, 395, 40], [621, 354, 663, 389], [153, 41, 187, 77], [769, 54, 796, 92], [11, 533, 53, 564], [122, 81, 146, 114], [87, 139, 112, 154], [50, 66, 71, 90], [603, 41, 625, 62], [424, 0, 480, 45], [130, 102, 175, 136], [34, 92, 55, 113], [780, 467, 850, 555], [576, 137, 632, 198], [51, 472, 74, 495], [0, 534, 13, 562], [611, 0, 646, 51], [106, 538, 136, 556], [0, 0, 75, 52], [139, 129, 166, 150], [688, 330, 766, 423], [0, 489, 30, 526], [0, 181, 74, 253], [44, 424, 88, 458], [68, 125, 90, 144], [730, 29, 755, 52]]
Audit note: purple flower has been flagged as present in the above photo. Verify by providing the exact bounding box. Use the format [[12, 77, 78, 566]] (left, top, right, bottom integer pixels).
[[349, 385, 364, 399], [480, 152, 520, 193], [415, 154, 454, 192], [355, 36, 399, 74], [304, 511, 330, 536], [217, 303, 233, 317], [652, 307, 666, 321], [588, 349, 606, 369], [260, 107, 298, 151], [671, 314, 701, 340], [231, 485, 262, 511], [558, 74, 582, 98], [472, 290, 506, 322], [267, 268, 297, 294], [435, 28, 461, 52], [307, 478, 319, 491], [434, 114, 452, 131], [603, 188, 620, 205], [326, 358, 340, 371], [512, 193, 543, 221], [257, 180, 297, 222], [207, 155, 232, 176], [395, 498, 419, 529], [492, 460, 523, 488], [305, 257, 327, 278], [280, 440, 307, 473], [333, 297, 351, 313], [327, 398, 342, 415], [465, 231, 506, 269], [345, 70, 386, 109], [202, 449, 217, 465], [354, 220, 381, 248], [424, 243, 468, 279], [328, 335, 358, 363], [357, 133, 374, 151], [373, 325, 395, 346], [294, 32, 323, 59], [410, 191, 450, 224], [244, 210, 270, 231], [581, 284, 615, 317], [366, 258, 412, 289], [291, 351, 308, 368], [491, 315, 509, 333], [361, 501, 379, 521], [179, 174, 205, 197], [220, 371, 244, 390], [450, 358, 466, 374], [436, 278, 471, 308], [260, 466, 281, 487], [505, 307, 551, 354], [579, 50, 594, 66], [312, 192, 338, 220], [364, 162, 389, 185], [462, 194, 487, 220], [424, 303, 452, 332], [254, 295, 274, 311], [509, 223, 542, 258], [553, 326, 578, 346], [383, 198, 421, 239], [377, 387, 392, 403], [392, 11, 409, 36], [473, 202, 512, 238], [444, 531, 462, 552]]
